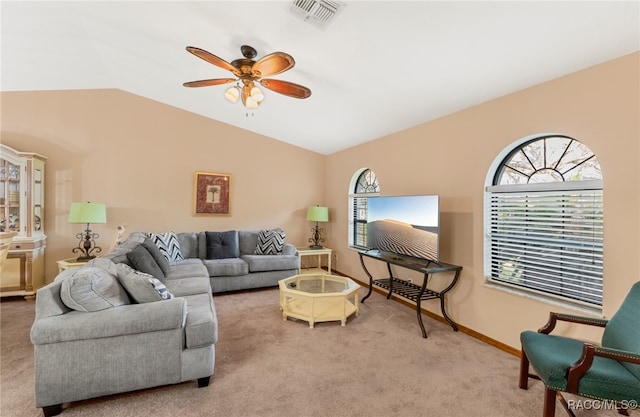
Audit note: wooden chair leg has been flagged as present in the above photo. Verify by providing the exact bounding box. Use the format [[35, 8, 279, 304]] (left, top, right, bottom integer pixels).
[[519, 349, 530, 389], [557, 393, 577, 417], [542, 388, 557, 417]]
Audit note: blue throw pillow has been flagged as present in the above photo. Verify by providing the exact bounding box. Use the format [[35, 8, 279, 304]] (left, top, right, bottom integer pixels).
[[205, 230, 239, 259]]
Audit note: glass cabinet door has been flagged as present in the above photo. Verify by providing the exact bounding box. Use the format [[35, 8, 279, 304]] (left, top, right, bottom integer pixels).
[[0, 158, 22, 233], [33, 165, 44, 233]]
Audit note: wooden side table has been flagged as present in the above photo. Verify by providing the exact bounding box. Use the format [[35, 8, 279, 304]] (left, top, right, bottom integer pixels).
[[57, 258, 89, 273], [296, 247, 332, 275]]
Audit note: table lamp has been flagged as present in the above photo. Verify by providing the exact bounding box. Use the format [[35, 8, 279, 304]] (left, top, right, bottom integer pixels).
[[306, 206, 329, 249], [68, 202, 107, 261]]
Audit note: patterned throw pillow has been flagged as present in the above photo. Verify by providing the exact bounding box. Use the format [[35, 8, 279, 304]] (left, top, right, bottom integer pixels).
[[254, 229, 286, 255], [148, 277, 174, 300], [149, 231, 184, 262]]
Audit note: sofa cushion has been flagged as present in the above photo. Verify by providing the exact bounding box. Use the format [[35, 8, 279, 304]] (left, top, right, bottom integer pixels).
[[142, 239, 171, 276], [59, 267, 131, 312], [241, 254, 300, 273], [205, 230, 239, 259], [254, 229, 286, 255], [171, 258, 206, 266], [149, 231, 184, 262], [164, 261, 209, 280], [202, 258, 248, 276], [127, 244, 165, 279], [164, 277, 212, 297], [238, 230, 259, 255], [176, 232, 200, 259], [102, 231, 149, 265], [116, 264, 175, 303]]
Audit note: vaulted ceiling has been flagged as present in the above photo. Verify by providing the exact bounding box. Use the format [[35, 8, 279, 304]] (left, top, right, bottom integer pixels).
[[2, 1, 638, 155]]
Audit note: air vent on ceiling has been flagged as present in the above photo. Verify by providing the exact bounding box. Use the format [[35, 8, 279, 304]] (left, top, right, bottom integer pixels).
[[290, 0, 346, 30]]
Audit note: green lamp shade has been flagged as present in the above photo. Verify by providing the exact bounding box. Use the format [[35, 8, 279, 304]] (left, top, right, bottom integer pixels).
[[68, 202, 107, 224], [306, 206, 329, 222]]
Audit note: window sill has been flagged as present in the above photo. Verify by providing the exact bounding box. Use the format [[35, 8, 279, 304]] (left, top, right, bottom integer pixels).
[[482, 281, 603, 318]]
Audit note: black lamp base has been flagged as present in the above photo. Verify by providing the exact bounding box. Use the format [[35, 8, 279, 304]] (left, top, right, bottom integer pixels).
[[308, 223, 325, 249], [72, 224, 102, 261]]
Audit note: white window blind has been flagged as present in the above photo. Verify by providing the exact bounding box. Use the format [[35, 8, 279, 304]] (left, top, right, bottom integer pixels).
[[486, 182, 603, 306], [349, 169, 379, 249], [351, 196, 368, 248]]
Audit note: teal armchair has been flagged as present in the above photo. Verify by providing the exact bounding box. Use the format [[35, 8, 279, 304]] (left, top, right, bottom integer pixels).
[[519, 282, 640, 417]]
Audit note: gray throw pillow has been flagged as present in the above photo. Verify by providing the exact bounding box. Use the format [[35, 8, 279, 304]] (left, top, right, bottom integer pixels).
[[60, 267, 130, 312], [84, 257, 119, 275], [205, 230, 239, 259], [142, 239, 171, 276], [115, 264, 174, 303], [126, 244, 165, 279]]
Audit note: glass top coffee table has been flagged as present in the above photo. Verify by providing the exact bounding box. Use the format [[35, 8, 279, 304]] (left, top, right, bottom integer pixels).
[[278, 274, 360, 329]]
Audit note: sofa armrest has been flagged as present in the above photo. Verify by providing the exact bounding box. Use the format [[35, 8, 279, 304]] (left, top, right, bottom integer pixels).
[[31, 298, 187, 345], [282, 243, 297, 256]]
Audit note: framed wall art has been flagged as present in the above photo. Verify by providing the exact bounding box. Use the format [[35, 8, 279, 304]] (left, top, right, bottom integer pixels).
[[194, 171, 231, 215]]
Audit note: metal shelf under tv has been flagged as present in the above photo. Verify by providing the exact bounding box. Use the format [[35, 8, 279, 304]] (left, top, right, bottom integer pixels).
[[358, 250, 462, 338]]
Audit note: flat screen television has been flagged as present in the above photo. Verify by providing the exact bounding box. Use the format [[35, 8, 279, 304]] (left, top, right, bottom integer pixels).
[[365, 195, 440, 262]]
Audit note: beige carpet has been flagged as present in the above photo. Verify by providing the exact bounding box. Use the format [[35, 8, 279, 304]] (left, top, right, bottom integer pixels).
[[0, 287, 622, 417]]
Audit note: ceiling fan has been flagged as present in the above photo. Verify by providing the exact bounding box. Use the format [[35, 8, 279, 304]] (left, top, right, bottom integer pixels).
[[183, 45, 312, 109]]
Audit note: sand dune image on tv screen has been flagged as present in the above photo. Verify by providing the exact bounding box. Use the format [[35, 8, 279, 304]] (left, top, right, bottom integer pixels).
[[367, 219, 438, 260]]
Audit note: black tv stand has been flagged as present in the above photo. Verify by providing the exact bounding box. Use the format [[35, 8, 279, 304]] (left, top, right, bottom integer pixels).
[[359, 250, 462, 338]]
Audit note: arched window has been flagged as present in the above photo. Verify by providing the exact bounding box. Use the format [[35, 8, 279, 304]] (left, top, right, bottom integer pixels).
[[485, 135, 603, 306], [349, 169, 380, 248]]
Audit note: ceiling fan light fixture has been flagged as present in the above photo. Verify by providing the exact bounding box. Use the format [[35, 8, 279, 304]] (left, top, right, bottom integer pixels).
[[224, 86, 240, 103], [250, 87, 264, 103], [245, 96, 259, 108]]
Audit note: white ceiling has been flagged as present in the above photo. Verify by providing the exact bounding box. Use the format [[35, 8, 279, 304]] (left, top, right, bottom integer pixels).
[[2, 1, 639, 155]]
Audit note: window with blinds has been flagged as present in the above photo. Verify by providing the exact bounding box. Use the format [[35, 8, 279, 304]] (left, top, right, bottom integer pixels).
[[349, 169, 379, 249], [485, 135, 603, 307]]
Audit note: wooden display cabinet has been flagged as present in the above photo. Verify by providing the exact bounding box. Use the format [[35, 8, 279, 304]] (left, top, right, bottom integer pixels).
[[0, 144, 47, 300]]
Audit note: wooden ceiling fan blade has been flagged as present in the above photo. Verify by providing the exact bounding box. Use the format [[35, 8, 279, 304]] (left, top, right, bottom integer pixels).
[[251, 53, 295, 78], [260, 79, 311, 99], [185, 46, 241, 77], [183, 78, 237, 88]]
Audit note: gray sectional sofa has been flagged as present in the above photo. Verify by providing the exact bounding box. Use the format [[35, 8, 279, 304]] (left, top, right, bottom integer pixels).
[[106, 230, 300, 293], [30, 229, 298, 416]]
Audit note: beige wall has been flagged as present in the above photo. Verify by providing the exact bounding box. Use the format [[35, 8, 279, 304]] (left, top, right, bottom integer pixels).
[[324, 52, 639, 349], [1, 52, 638, 351], [1, 89, 326, 282]]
